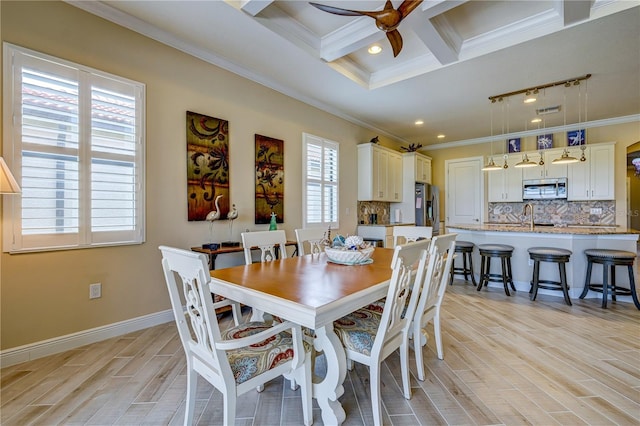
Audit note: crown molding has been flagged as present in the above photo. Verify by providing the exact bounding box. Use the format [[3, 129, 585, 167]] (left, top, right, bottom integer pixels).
[[426, 114, 640, 151]]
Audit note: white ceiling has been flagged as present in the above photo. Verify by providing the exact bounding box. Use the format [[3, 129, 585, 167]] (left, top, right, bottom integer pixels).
[[67, 0, 640, 148]]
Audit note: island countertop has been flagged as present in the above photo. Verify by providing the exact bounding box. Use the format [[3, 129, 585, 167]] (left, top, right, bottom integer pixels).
[[444, 223, 638, 302], [448, 223, 640, 235]]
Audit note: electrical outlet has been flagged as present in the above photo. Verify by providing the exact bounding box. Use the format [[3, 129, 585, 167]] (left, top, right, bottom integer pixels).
[[590, 207, 602, 215], [89, 283, 102, 299]]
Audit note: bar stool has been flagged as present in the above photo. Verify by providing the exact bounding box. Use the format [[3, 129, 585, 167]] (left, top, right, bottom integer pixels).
[[580, 249, 640, 309], [477, 244, 515, 296], [449, 241, 477, 286], [527, 247, 572, 306]]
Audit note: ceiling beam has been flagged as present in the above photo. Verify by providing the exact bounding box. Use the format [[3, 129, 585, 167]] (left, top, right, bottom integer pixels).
[[405, 0, 466, 65], [240, 0, 274, 17], [405, 12, 461, 65], [556, 0, 593, 25], [318, 17, 382, 62]]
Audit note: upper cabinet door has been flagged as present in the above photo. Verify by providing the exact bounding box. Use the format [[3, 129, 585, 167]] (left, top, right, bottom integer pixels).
[[358, 143, 404, 202]]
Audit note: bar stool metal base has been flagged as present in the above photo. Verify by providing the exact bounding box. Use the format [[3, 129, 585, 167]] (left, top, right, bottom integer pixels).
[[477, 244, 515, 296], [449, 241, 477, 286], [580, 249, 640, 309], [528, 247, 572, 306]]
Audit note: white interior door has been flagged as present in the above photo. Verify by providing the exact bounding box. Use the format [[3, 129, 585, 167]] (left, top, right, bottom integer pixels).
[[445, 157, 483, 225]]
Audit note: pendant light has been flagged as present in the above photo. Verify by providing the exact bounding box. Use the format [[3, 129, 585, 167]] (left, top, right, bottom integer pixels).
[[580, 79, 588, 161], [552, 149, 579, 164], [515, 153, 538, 168], [512, 96, 536, 168], [482, 99, 502, 171], [502, 98, 509, 169], [552, 84, 578, 164]]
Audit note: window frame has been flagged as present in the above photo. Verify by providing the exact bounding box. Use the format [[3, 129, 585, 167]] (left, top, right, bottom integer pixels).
[[302, 133, 339, 230], [2, 43, 146, 253]]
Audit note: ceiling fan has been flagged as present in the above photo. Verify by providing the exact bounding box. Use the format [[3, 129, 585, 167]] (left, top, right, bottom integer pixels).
[[309, 1, 423, 57]]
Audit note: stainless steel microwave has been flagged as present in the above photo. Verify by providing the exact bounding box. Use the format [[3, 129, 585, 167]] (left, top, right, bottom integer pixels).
[[522, 178, 567, 200]]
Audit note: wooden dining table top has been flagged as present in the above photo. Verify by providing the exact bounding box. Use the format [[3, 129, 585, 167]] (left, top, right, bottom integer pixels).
[[209, 248, 395, 310]]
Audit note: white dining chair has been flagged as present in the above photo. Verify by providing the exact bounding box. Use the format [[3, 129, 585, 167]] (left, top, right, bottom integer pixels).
[[392, 225, 433, 246], [241, 230, 288, 264], [159, 246, 313, 426], [410, 233, 457, 381], [295, 228, 326, 255], [333, 239, 431, 426]]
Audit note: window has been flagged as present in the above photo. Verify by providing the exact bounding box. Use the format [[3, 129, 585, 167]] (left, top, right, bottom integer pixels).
[[302, 133, 338, 229], [3, 44, 145, 252]]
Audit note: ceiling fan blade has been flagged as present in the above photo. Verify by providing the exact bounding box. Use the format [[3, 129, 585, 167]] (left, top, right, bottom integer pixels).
[[386, 29, 403, 57], [309, 2, 364, 17], [398, 0, 423, 19]]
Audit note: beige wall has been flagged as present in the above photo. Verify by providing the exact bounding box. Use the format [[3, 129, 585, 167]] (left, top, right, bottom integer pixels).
[[0, 1, 401, 350], [424, 122, 640, 226]]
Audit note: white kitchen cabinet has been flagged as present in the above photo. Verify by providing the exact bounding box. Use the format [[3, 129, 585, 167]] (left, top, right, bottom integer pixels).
[[358, 143, 403, 202], [389, 151, 403, 201], [567, 143, 615, 200], [406, 152, 432, 184], [522, 149, 567, 180], [487, 155, 523, 202]]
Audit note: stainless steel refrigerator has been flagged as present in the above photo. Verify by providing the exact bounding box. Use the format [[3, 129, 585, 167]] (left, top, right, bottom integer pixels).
[[415, 182, 439, 235]]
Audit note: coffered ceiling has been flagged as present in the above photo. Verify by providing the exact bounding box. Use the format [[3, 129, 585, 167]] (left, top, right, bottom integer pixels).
[[67, 0, 640, 148]]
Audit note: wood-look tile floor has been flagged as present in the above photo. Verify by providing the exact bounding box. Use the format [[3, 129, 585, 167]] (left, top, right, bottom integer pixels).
[[2, 282, 639, 425]]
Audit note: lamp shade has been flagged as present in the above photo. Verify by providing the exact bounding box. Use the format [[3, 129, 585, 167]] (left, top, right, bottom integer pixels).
[[0, 157, 21, 194]]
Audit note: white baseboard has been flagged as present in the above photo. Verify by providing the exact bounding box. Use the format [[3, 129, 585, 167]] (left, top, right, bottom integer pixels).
[[0, 309, 174, 368]]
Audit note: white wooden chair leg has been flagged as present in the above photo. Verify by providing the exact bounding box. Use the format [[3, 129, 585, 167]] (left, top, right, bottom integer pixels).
[[434, 312, 444, 360], [400, 342, 412, 399], [414, 326, 426, 381], [370, 364, 383, 426], [223, 392, 236, 426], [230, 303, 242, 326], [184, 367, 197, 426]]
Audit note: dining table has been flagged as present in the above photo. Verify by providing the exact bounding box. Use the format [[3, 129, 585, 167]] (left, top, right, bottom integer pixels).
[[209, 247, 395, 425]]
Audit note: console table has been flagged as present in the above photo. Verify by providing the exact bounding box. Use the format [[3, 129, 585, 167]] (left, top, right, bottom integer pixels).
[[191, 240, 298, 270]]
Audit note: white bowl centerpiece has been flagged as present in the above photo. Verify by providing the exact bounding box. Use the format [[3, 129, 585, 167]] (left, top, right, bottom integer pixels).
[[324, 235, 374, 265]]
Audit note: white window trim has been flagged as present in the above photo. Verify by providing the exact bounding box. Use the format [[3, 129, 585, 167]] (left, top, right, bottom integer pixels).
[[302, 132, 339, 230], [2, 43, 146, 253]]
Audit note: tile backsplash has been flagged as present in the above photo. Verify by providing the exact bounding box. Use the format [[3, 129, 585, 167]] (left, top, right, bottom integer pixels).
[[358, 201, 391, 224], [488, 200, 615, 225]]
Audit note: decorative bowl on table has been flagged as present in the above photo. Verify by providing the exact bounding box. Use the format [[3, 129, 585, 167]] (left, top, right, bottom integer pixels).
[[325, 235, 374, 265]]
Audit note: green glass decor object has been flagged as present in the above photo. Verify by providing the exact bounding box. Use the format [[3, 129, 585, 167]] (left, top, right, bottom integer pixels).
[[269, 212, 277, 230]]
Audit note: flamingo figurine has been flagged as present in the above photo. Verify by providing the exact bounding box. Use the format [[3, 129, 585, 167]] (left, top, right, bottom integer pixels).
[[227, 203, 238, 242], [205, 195, 224, 247]]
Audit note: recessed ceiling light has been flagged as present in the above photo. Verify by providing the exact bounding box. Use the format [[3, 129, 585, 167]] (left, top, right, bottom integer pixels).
[[531, 118, 542, 123], [414, 120, 424, 126], [524, 97, 537, 104], [437, 134, 445, 139], [368, 45, 382, 55]]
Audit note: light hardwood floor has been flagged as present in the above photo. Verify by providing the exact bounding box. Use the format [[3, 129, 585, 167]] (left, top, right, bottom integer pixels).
[[2, 281, 639, 425]]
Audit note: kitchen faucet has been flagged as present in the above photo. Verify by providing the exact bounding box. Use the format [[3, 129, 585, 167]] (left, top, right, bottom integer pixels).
[[523, 203, 534, 230]]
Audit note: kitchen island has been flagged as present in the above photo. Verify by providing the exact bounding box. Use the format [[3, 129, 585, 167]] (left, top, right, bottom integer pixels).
[[446, 223, 639, 302], [357, 222, 415, 248]]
